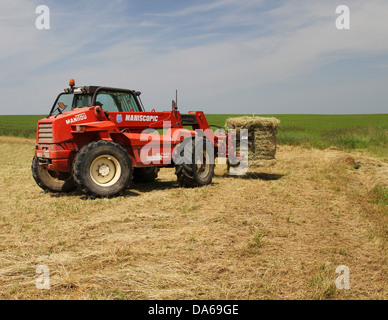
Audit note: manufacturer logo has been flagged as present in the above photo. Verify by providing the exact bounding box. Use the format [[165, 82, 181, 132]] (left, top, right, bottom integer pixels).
[[65, 113, 87, 125], [116, 114, 123, 123], [125, 114, 158, 122], [146, 152, 170, 162]]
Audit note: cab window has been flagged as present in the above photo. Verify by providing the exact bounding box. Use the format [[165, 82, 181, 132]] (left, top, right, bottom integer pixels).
[[57, 94, 73, 111], [74, 94, 92, 108], [95, 91, 140, 112]]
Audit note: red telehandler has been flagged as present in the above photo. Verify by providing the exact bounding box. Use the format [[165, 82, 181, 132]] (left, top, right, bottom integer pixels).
[[32, 79, 240, 197]]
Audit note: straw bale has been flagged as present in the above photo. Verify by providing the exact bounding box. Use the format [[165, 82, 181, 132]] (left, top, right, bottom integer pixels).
[[225, 116, 280, 130], [225, 116, 280, 167]]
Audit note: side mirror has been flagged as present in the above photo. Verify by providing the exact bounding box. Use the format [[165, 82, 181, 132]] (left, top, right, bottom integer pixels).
[[58, 102, 66, 109]]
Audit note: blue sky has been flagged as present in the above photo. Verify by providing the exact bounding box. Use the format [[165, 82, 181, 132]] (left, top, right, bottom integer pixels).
[[0, 0, 387, 114]]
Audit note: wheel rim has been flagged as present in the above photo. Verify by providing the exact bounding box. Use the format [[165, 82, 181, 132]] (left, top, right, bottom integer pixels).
[[196, 149, 211, 178], [46, 170, 72, 182], [90, 154, 122, 187]]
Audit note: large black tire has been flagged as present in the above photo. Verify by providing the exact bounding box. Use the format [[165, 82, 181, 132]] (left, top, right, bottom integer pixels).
[[31, 156, 76, 193], [133, 167, 160, 183], [175, 137, 215, 188], [72, 140, 132, 198]]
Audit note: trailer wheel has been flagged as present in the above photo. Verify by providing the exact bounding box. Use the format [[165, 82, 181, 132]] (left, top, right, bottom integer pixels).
[[72, 140, 132, 198], [31, 156, 76, 193], [175, 137, 215, 188], [133, 167, 160, 183]]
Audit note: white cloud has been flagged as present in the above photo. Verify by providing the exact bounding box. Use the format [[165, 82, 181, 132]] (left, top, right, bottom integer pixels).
[[0, 0, 388, 114], [144, 0, 237, 17]]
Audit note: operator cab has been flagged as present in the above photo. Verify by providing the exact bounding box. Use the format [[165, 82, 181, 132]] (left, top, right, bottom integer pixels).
[[49, 79, 144, 116]]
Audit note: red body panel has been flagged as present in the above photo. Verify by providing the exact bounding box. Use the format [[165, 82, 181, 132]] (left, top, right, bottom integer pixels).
[[35, 105, 225, 173]]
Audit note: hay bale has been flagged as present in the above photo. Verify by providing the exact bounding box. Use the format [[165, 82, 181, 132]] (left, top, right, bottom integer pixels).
[[225, 116, 280, 130], [225, 116, 280, 167]]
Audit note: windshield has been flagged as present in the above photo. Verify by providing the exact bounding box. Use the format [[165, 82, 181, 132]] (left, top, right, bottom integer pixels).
[[50, 89, 141, 116], [51, 93, 93, 115]]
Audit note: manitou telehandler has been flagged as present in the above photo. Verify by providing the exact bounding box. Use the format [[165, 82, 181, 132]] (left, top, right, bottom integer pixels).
[[32, 79, 243, 198]]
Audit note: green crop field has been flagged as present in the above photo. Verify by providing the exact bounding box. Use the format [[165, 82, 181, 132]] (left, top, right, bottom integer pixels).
[[0, 115, 45, 139], [207, 114, 388, 159], [0, 114, 387, 158]]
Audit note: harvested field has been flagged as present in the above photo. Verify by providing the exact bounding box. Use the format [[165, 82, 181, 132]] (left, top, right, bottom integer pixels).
[[0, 136, 386, 299]]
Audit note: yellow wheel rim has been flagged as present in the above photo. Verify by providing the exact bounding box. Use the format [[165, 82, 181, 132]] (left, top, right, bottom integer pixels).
[[196, 149, 210, 178], [90, 155, 121, 187]]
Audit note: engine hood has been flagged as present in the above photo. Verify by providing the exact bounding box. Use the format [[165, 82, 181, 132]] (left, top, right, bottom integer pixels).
[[37, 107, 96, 144]]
